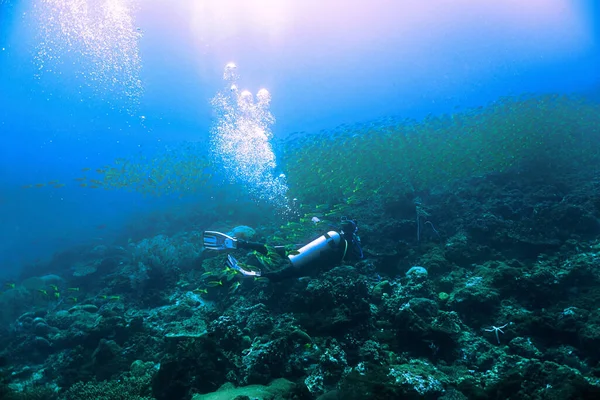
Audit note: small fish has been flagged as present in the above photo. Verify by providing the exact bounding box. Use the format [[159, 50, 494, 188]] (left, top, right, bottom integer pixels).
[[34, 183, 45, 188], [81, 168, 91, 172], [79, 183, 87, 187], [108, 295, 121, 301], [53, 183, 66, 188], [200, 271, 215, 279], [225, 272, 239, 281], [37, 289, 48, 296], [229, 281, 241, 293], [99, 295, 107, 299], [221, 267, 240, 281], [193, 288, 208, 294], [21, 185, 32, 189], [68, 297, 77, 303], [287, 250, 300, 256], [49, 284, 58, 291], [53, 292, 60, 299], [67, 287, 80, 292], [205, 280, 223, 287], [253, 277, 270, 283], [48, 180, 58, 185], [4, 283, 15, 289], [74, 177, 86, 182]]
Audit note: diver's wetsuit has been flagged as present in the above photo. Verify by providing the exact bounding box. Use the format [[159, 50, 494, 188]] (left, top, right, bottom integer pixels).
[[235, 220, 363, 281]]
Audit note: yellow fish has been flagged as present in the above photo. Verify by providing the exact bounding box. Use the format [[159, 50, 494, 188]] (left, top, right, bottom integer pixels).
[[229, 281, 241, 293], [200, 271, 215, 279]]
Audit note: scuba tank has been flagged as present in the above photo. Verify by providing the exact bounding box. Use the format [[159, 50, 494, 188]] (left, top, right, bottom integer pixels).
[[287, 231, 343, 269]]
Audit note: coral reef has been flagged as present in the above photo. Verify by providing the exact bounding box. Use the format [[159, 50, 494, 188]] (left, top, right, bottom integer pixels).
[[2, 95, 600, 399]]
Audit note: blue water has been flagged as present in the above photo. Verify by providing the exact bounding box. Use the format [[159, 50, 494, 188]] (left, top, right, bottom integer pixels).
[[0, 0, 599, 275]]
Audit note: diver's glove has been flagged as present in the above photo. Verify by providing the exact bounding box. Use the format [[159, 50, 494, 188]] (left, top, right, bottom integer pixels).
[[203, 231, 237, 250], [227, 254, 262, 277]]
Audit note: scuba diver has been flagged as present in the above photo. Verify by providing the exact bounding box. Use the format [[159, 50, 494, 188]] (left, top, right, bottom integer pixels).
[[202, 218, 364, 281]]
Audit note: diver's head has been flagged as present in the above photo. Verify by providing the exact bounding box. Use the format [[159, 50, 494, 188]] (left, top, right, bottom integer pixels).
[[340, 217, 363, 259], [340, 217, 358, 236]]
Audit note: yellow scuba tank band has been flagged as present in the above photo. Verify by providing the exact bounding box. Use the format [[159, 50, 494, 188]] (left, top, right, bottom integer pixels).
[[341, 239, 348, 261]]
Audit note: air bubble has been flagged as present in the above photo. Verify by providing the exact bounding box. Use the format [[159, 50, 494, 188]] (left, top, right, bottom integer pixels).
[[224, 62, 238, 82], [210, 64, 289, 211]]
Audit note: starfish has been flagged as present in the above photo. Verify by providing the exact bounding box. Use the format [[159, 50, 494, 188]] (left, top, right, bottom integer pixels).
[[484, 323, 509, 344]]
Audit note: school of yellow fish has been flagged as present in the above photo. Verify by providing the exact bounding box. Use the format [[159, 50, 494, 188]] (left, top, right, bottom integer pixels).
[[22, 95, 600, 211]]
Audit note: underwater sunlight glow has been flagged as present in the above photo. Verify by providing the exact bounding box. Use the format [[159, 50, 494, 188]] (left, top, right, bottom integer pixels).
[[0, 0, 598, 273], [1, 1, 600, 397]]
